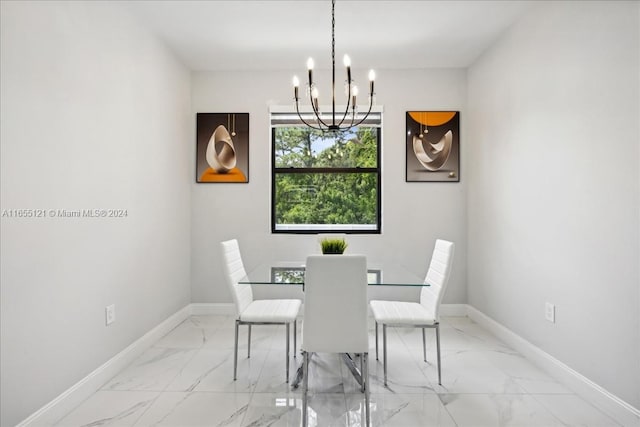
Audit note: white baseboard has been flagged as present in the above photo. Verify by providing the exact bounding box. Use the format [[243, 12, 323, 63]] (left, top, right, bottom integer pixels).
[[466, 305, 640, 427], [17, 305, 192, 427]]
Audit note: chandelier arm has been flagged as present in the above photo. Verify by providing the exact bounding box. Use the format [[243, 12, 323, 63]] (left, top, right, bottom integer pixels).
[[295, 100, 325, 131], [335, 77, 353, 128], [309, 98, 331, 130], [348, 95, 374, 128], [348, 107, 357, 129], [306, 82, 331, 130], [335, 102, 354, 129]]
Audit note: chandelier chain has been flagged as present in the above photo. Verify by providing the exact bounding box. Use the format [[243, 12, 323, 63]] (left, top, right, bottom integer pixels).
[[332, 0, 335, 72], [331, 0, 336, 125]]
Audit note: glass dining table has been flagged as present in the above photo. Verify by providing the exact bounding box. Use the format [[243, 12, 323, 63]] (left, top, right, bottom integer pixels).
[[239, 260, 428, 388], [239, 260, 428, 288]]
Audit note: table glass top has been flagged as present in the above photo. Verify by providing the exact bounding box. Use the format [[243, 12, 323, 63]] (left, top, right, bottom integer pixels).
[[239, 261, 427, 287]]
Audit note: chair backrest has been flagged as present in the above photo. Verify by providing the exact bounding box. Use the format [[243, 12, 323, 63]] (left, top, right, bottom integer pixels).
[[419, 239, 455, 321], [220, 239, 253, 317], [302, 255, 368, 354]]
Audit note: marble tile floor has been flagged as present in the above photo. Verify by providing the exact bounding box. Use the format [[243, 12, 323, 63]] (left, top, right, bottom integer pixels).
[[53, 315, 627, 427]]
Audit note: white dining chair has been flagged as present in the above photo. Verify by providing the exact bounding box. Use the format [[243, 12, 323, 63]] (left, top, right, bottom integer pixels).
[[301, 254, 370, 427], [220, 239, 301, 383], [370, 239, 455, 386]]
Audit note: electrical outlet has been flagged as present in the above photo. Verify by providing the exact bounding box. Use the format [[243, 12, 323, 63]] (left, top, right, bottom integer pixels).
[[545, 302, 555, 323], [105, 304, 116, 326]]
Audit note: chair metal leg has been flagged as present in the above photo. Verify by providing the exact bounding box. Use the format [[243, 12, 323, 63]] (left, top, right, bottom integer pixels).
[[436, 323, 442, 385], [360, 354, 365, 393], [286, 323, 290, 383], [247, 324, 251, 358], [375, 322, 379, 360], [302, 351, 309, 427], [383, 324, 387, 386], [293, 319, 297, 358], [233, 320, 239, 380], [363, 353, 370, 427], [422, 327, 427, 362]]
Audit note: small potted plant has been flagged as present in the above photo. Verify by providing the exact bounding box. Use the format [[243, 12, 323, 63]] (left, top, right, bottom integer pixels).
[[320, 237, 348, 254]]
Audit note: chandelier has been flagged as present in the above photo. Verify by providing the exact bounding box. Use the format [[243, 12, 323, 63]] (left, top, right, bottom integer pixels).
[[292, 0, 376, 132]]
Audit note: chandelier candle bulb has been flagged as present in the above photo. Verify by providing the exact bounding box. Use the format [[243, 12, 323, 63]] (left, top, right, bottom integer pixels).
[[312, 87, 319, 111], [344, 54, 352, 82], [292, 76, 300, 100], [369, 69, 376, 94], [307, 57, 314, 85]]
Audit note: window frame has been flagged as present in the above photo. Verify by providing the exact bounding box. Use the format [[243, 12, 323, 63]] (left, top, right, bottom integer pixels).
[[270, 114, 382, 235]]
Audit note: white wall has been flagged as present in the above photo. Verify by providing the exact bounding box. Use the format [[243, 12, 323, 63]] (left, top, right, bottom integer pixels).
[[191, 69, 467, 305], [0, 2, 192, 425], [467, 0, 639, 409]]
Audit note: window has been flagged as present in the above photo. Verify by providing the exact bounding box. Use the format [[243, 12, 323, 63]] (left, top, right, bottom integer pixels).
[[271, 109, 382, 234]]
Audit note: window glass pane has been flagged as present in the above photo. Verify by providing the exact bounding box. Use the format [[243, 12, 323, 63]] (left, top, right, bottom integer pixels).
[[271, 267, 304, 284], [274, 172, 378, 230], [274, 127, 378, 168]]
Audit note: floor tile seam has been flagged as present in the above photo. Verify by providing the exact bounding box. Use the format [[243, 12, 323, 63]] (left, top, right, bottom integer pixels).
[[158, 390, 254, 395], [341, 391, 350, 419], [475, 351, 556, 393], [235, 390, 255, 427], [54, 390, 164, 427], [247, 345, 282, 393], [131, 391, 253, 427], [151, 318, 207, 349], [373, 387, 438, 395], [422, 349, 532, 385], [516, 391, 576, 396], [128, 391, 163, 427], [528, 391, 625, 427], [182, 319, 225, 331], [517, 392, 586, 427], [435, 392, 572, 397], [100, 347, 206, 393], [345, 392, 445, 398], [158, 347, 208, 394], [76, 389, 165, 394], [369, 344, 431, 370], [186, 316, 230, 331], [98, 386, 171, 392], [250, 390, 303, 395], [368, 361, 435, 388], [149, 347, 208, 357], [433, 390, 462, 427]]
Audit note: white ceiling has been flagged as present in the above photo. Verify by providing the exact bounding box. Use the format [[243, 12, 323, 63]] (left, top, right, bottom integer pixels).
[[122, 0, 535, 71]]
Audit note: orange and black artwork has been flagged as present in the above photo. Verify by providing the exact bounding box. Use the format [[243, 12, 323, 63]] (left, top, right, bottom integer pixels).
[[196, 113, 249, 183], [406, 111, 459, 182]]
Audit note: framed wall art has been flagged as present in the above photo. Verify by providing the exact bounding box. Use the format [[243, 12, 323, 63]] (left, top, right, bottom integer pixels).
[[196, 113, 249, 183], [406, 111, 459, 182]]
